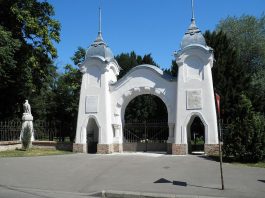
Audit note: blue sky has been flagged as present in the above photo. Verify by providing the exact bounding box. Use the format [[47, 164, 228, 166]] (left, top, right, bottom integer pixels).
[[47, 0, 265, 72]]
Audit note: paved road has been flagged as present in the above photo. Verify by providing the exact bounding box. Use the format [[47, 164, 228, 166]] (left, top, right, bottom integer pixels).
[[0, 153, 264, 198]]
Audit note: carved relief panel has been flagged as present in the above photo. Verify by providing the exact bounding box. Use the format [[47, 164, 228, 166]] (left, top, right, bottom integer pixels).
[[85, 96, 98, 113], [186, 90, 202, 110]]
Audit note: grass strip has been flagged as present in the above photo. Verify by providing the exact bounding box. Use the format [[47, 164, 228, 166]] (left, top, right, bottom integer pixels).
[[0, 148, 72, 157]]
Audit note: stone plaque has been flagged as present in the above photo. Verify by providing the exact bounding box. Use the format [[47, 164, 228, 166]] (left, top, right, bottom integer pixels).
[[186, 90, 202, 110], [85, 96, 98, 113]]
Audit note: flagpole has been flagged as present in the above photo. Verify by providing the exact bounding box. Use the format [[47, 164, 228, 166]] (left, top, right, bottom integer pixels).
[[215, 92, 224, 190]]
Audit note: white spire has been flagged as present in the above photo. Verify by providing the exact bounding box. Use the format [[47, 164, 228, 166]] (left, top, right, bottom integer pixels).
[[93, 5, 105, 46], [191, 0, 195, 22], [99, 6, 102, 35]]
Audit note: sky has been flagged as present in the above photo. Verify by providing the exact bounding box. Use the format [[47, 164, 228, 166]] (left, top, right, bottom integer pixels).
[[47, 0, 265, 72]]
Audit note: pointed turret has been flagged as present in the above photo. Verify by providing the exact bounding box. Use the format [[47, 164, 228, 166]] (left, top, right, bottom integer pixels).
[[85, 7, 115, 62], [180, 0, 206, 49]]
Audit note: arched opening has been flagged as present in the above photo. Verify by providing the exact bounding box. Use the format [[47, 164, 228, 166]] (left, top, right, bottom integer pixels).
[[123, 94, 169, 152], [86, 117, 99, 153], [187, 116, 205, 154]]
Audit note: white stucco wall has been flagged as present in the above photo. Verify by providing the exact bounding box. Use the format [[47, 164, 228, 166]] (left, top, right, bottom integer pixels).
[[174, 45, 218, 145], [76, 58, 117, 145], [109, 64, 177, 144], [75, 46, 218, 151]]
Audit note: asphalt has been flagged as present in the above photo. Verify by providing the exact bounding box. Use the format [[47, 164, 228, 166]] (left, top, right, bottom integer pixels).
[[0, 153, 264, 198]]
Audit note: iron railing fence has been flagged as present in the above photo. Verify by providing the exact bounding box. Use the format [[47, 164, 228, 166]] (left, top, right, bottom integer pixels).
[[123, 120, 169, 143], [0, 120, 74, 142], [0, 121, 21, 141], [34, 120, 59, 141], [125, 119, 168, 124]]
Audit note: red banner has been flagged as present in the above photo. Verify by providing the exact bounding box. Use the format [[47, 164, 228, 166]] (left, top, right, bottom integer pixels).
[[215, 93, 221, 116]]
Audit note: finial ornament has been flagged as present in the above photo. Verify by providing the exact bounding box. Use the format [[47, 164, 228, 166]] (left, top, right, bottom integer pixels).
[[99, 7, 102, 34], [191, 0, 195, 21], [93, 5, 105, 46]]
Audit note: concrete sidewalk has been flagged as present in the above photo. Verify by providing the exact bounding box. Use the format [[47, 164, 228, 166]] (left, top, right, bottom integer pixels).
[[0, 153, 264, 197]]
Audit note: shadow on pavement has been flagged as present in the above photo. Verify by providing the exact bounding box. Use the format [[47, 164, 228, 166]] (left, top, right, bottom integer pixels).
[[197, 155, 218, 162], [172, 181, 187, 186], [154, 178, 220, 190], [258, 180, 265, 183], [153, 178, 172, 183]]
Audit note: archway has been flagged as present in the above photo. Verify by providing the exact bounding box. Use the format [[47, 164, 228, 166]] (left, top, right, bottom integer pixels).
[[187, 116, 205, 154], [86, 117, 99, 153], [123, 94, 169, 152]]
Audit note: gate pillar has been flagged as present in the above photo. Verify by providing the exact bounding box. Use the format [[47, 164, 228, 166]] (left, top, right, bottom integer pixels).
[[167, 123, 174, 154], [167, 123, 175, 143], [112, 124, 123, 152]]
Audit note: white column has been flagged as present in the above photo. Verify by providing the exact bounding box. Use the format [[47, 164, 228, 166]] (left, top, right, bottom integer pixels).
[[167, 123, 175, 143], [112, 124, 122, 144]]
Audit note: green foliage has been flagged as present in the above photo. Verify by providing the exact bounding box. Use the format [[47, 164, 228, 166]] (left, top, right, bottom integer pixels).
[[54, 64, 81, 141], [223, 94, 265, 162], [21, 124, 32, 150], [51, 47, 83, 141], [0, 148, 72, 157], [163, 60, 178, 77], [2, 0, 60, 58], [204, 30, 251, 122], [205, 29, 265, 162], [115, 51, 158, 79], [250, 69, 265, 113], [0, 26, 21, 76], [0, 0, 60, 120], [71, 47, 86, 65], [170, 60, 178, 77], [217, 14, 265, 114], [125, 94, 167, 122], [217, 14, 265, 72]]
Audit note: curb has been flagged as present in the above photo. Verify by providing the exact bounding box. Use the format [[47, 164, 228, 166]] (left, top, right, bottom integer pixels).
[[91, 190, 226, 198]]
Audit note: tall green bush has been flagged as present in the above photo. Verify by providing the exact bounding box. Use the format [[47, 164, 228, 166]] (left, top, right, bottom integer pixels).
[[21, 124, 32, 150], [223, 94, 265, 162]]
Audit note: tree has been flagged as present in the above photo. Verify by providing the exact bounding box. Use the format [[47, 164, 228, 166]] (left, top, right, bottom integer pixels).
[[204, 30, 265, 162], [217, 14, 265, 72], [223, 94, 265, 162], [205, 29, 265, 162], [0, 26, 21, 78], [204, 30, 251, 122], [55, 65, 81, 141], [217, 14, 265, 114], [164, 60, 178, 77], [0, 0, 60, 120], [115, 51, 158, 79], [71, 47, 86, 65], [53, 47, 82, 141], [125, 94, 168, 122], [115, 51, 140, 79], [250, 69, 265, 113]]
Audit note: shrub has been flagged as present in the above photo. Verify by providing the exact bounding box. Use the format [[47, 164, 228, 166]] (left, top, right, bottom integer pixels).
[[21, 123, 32, 150], [223, 94, 265, 162]]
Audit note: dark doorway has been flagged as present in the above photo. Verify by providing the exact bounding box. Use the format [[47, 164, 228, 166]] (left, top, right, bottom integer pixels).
[[187, 116, 205, 154], [123, 94, 168, 152], [87, 118, 99, 153]]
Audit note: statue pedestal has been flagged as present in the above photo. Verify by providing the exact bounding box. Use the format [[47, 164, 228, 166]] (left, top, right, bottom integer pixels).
[[20, 113, 34, 142], [22, 113, 33, 121]]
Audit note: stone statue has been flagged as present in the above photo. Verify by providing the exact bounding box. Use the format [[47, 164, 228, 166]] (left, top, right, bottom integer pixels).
[[23, 100, 31, 114], [20, 99, 34, 143]]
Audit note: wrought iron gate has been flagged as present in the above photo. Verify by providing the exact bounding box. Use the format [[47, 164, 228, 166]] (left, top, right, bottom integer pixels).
[[123, 121, 169, 152]]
